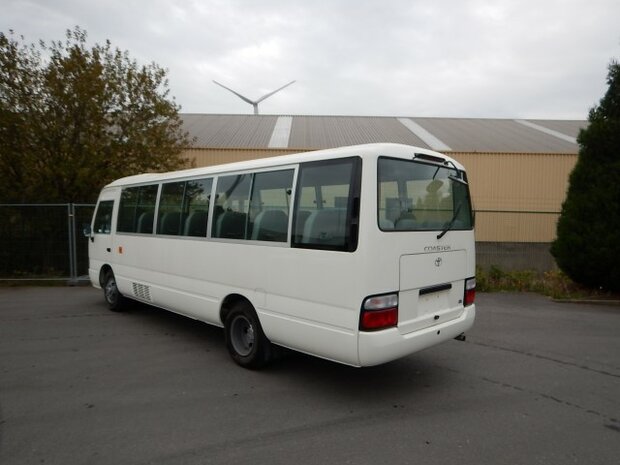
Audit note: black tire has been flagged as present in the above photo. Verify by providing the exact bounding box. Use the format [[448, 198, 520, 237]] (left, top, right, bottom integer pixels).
[[224, 302, 272, 369], [103, 271, 127, 312]]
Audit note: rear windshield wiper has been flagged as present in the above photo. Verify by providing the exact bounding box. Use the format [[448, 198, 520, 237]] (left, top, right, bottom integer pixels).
[[437, 202, 462, 240]]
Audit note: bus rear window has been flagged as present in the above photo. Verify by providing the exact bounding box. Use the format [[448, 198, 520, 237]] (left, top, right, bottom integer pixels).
[[378, 157, 473, 232]]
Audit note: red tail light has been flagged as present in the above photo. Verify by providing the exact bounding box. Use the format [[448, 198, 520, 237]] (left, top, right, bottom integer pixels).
[[464, 278, 476, 306], [360, 293, 398, 331]]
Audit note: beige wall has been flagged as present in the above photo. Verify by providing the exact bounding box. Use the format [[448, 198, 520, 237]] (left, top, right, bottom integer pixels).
[[450, 152, 577, 242], [451, 152, 577, 212], [181, 148, 578, 243]]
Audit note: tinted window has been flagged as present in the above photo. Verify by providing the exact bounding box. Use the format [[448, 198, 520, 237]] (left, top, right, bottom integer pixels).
[[249, 170, 294, 242], [378, 157, 473, 231], [212, 174, 252, 239], [157, 182, 185, 235], [156, 178, 213, 237], [292, 157, 361, 251], [183, 178, 212, 237], [93, 200, 113, 234], [117, 185, 158, 234], [211, 170, 293, 242]]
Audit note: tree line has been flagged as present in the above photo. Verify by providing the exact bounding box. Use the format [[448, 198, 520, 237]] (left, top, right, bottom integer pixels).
[[0, 27, 193, 203]]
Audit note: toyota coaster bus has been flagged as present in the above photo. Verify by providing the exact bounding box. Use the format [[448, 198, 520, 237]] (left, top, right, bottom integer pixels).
[[88, 143, 476, 368]]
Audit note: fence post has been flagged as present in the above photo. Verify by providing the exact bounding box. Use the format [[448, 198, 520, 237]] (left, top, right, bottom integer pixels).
[[67, 203, 78, 285]]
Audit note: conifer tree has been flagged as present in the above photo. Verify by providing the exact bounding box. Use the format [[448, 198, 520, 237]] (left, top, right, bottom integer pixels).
[[551, 61, 620, 291]]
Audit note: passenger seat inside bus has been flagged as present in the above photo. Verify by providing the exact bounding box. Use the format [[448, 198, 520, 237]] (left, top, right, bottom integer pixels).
[[302, 209, 346, 245], [183, 210, 208, 237], [159, 211, 181, 235], [294, 210, 312, 242], [137, 212, 154, 234], [215, 211, 247, 239], [251, 210, 288, 242]]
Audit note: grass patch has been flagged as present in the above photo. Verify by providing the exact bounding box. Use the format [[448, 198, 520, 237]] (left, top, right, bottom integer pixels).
[[476, 266, 618, 300]]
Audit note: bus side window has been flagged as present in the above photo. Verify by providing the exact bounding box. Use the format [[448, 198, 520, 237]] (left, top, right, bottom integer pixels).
[[292, 157, 361, 252], [157, 181, 185, 236], [212, 174, 252, 240], [183, 178, 212, 237], [249, 169, 294, 242], [117, 185, 158, 234]]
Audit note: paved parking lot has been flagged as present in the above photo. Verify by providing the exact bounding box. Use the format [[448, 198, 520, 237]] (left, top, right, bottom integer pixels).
[[1, 287, 619, 465]]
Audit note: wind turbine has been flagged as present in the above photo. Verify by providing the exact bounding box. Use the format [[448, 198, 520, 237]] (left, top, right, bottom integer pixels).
[[213, 80, 296, 115]]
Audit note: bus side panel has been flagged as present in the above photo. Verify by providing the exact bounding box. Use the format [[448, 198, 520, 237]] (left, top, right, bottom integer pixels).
[[110, 235, 223, 324], [259, 306, 359, 366], [256, 249, 363, 366], [108, 237, 362, 366]]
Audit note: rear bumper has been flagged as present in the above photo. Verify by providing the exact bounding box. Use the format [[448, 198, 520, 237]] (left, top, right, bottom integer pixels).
[[358, 305, 475, 366]]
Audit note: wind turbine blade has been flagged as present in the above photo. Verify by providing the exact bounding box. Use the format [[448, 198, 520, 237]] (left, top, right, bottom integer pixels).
[[212, 80, 257, 105], [255, 80, 296, 104]]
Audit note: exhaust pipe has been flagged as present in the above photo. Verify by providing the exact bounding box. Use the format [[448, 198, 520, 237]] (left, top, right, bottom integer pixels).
[[454, 333, 466, 342]]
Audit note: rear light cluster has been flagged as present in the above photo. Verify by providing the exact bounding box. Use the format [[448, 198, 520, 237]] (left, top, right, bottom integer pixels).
[[360, 293, 398, 331], [464, 277, 476, 306]]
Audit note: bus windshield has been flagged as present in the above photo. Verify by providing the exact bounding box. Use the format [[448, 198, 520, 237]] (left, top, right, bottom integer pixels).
[[378, 157, 473, 232]]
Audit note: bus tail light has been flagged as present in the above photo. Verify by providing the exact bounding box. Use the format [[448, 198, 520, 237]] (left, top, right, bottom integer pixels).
[[464, 278, 476, 306], [360, 293, 398, 331]]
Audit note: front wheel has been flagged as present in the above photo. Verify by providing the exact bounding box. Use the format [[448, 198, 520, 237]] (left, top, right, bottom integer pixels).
[[103, 271, 127, 312], [224, 302, 272, 369]]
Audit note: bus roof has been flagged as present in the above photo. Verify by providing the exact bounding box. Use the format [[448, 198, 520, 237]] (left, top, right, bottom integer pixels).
[[105, 143, 467, 188]]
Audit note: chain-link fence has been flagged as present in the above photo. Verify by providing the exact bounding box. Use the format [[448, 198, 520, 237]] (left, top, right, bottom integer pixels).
[[0, 204, 95, 283], [0, 205, 560, 283]]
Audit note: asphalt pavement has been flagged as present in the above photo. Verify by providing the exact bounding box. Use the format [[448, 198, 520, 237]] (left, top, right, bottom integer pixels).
[[1, 287, 619, 465]]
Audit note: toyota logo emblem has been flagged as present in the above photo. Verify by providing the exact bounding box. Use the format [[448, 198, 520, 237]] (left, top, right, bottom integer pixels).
[[435, 257, 443, 267]]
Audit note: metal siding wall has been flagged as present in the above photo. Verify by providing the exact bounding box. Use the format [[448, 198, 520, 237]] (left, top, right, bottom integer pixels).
[[451, 152, 577, 211], [450, 152, 577, 243], [474, 211, 560, 242]]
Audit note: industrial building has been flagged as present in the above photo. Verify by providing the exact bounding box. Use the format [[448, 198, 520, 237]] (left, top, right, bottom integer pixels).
[[179, 114, 587, 271]]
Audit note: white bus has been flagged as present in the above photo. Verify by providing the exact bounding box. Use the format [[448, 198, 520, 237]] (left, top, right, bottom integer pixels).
[[88, 143, 476, 368]]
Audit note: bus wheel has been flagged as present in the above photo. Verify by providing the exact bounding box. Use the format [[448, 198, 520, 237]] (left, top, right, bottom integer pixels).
[[224, 302, 271, 369], [103, 271, 126, 312]]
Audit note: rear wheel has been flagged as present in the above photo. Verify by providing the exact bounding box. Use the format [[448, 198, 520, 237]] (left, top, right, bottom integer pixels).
[[103, 271, 127, 312], [224, 302, 272, 369]]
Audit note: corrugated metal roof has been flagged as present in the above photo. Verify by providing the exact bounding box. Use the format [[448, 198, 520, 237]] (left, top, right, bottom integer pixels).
[[514, 120, 577, 144], [268, 116, 293, 148], [180, 114, 277, 148], [180, 114, 587, 154], [397, 118, 452, 151], [288, 116, 429, 149], [410, 117, 583, 153], [526, 119, 585, 139]]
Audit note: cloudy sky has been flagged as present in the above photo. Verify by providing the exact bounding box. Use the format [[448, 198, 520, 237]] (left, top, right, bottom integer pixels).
[[2, 0, 619, 119]]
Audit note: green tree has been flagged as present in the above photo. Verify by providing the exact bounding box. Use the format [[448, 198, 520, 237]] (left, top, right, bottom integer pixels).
[[551, 60, 620, 291], [0, 27, 193, 203]]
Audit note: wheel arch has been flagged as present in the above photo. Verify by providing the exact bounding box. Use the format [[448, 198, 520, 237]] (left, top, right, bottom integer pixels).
[[220, 293, 254, 326], [98, 264, 113, 288]]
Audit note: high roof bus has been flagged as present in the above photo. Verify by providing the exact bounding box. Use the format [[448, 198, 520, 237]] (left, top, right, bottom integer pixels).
[[87, 143, 476, 368]]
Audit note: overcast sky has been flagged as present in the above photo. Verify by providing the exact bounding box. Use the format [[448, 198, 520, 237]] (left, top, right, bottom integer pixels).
[[2, 0, 619, 119]]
